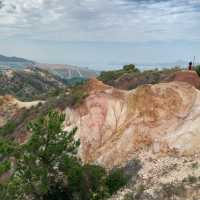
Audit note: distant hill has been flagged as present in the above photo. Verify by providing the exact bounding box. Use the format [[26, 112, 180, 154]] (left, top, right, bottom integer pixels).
[[0, 55, 99, 79], [0, 54, 36, 70], [0, 67, 66, 101], [36, 63, 99, 79], [0, 54, 35, 63]]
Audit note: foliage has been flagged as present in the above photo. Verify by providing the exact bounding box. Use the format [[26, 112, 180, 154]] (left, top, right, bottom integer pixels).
[[0, 121, 16, 136], [0, 110, 129, 200], [100, 66, 181, 90], [123, 192, 135, 200], [98, 64, 140, 83], [0, 68, 66, 101], [123, 184, 145, 200], [61, 157, 130, 200], [0, 137, 16, 157], [195, 65, 200, 77], [64, 77, 87, 86], [68, 86, 88, 107], [63, 160, 110, 200], [159, 183, 186, 199], [0, 138, 17, 178], [1, 111, 79, 199], [0, 160, 11, 176], [98, 65, 181, 88], [0, 83, 88, 139], [183, 175, 198, 184], [0, 111, 131, 200], [106, 168, 129, 195], [123, 64, 139, 72]]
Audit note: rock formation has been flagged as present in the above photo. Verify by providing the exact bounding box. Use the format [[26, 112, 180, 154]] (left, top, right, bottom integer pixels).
[[167, 70, 200, 89], [65, 77, 200, 168]]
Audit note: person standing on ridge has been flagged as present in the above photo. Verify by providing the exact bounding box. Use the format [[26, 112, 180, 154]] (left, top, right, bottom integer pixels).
[[188, 61, 192, 70]]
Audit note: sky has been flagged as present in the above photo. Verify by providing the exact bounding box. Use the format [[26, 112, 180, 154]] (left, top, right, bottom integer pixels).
[[0, 0, 200, 70]]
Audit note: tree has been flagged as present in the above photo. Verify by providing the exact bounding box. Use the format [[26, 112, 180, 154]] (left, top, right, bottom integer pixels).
[[123, 64, 139, 73], [106, 168, 128, 195], [66, 163, 109, 200], [0, 111, 130, 200], [2, 111, 79, 200]]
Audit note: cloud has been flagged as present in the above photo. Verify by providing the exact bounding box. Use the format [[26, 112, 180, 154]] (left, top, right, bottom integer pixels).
[[0, 0, 200, 42], [0, 1, 3, 8]]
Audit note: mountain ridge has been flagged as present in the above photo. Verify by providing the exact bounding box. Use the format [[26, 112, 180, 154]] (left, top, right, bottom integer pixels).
[[0, 54, 35, 63], [0, 54, 99, 79], [0, 67, 66, 101]]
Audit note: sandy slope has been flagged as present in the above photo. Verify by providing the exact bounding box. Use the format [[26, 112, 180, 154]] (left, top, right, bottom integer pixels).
[[0, 95, 43, 127], [64, 78, 200, 168], [64, 77, 200, 199]]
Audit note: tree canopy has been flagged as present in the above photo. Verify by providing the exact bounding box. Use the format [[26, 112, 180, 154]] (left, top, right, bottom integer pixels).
[[0, 111, 129, 200]]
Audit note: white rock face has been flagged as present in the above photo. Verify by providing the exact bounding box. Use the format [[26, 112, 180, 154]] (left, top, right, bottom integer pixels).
[[64, 79, 200, 168]]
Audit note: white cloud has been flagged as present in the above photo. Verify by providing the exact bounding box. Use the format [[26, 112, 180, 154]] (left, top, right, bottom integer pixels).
[[0, 0, 200, 42]]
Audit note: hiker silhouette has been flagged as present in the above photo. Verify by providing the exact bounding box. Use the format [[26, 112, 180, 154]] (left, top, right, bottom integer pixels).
[[188, 62, 192, 70]]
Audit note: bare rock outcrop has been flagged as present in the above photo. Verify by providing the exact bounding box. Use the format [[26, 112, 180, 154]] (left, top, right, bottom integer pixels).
[[65, 78, 200, 168]]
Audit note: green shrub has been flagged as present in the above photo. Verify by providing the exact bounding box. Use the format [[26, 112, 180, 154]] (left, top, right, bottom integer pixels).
[[0, 121, 16, 136], [0, 111, 130, 200], [123, 192, 135, 200], [183, 175, 198, 184], [134, 184, 145, 200], [63, 158, 109, 200], [195, 65, 200, 77], [68, 86, 88, 107], [0, 138, 16, 157], [0, 160, 11, 176], [106, 168, 129, 195], [43, 182, 69, 200], [79, 165, 109, 200], [123, 64, 139, 73], [98, 64, 140, 83], [160, 183, 185, 198]]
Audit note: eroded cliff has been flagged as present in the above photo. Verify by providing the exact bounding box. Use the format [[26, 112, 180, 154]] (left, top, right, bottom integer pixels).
[[65, 78, 200, 168]]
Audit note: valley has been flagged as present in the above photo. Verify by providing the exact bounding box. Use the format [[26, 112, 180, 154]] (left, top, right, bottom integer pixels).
[[1, 62, 200, 199], [1, 0, 200, 199]]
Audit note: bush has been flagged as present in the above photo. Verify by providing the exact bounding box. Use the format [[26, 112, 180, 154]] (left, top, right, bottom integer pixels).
[[0, 111, 130, 200], [43, 182, 69, 200], [0, 160, 11, 176], [195, 65, 200, 76], [79, 165, 109, 200], [123, 192, 135, 200], [98, 64, 140, 84], [69, 86, 88, 107], [62, 157, 109, 200], [0, 121, 16, 136], [160, 183, 185, 198], [0, 138, 16, 157], [106, 168, 129, 195], [123, 64, 139, 73]]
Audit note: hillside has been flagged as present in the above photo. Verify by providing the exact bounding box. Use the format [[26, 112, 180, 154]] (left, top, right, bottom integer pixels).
[[37, 63, 99, 79], [98, 65, 182, 90], [0, 95, 42, 127], [64, 73, 200, 199], [0, 55, 35, 70], [0, 54, 35, 63], [65, 77, 200, 167], [1, 68, 200, 199], [0, 67, 66, 101], [0, 55, 98, 80]]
